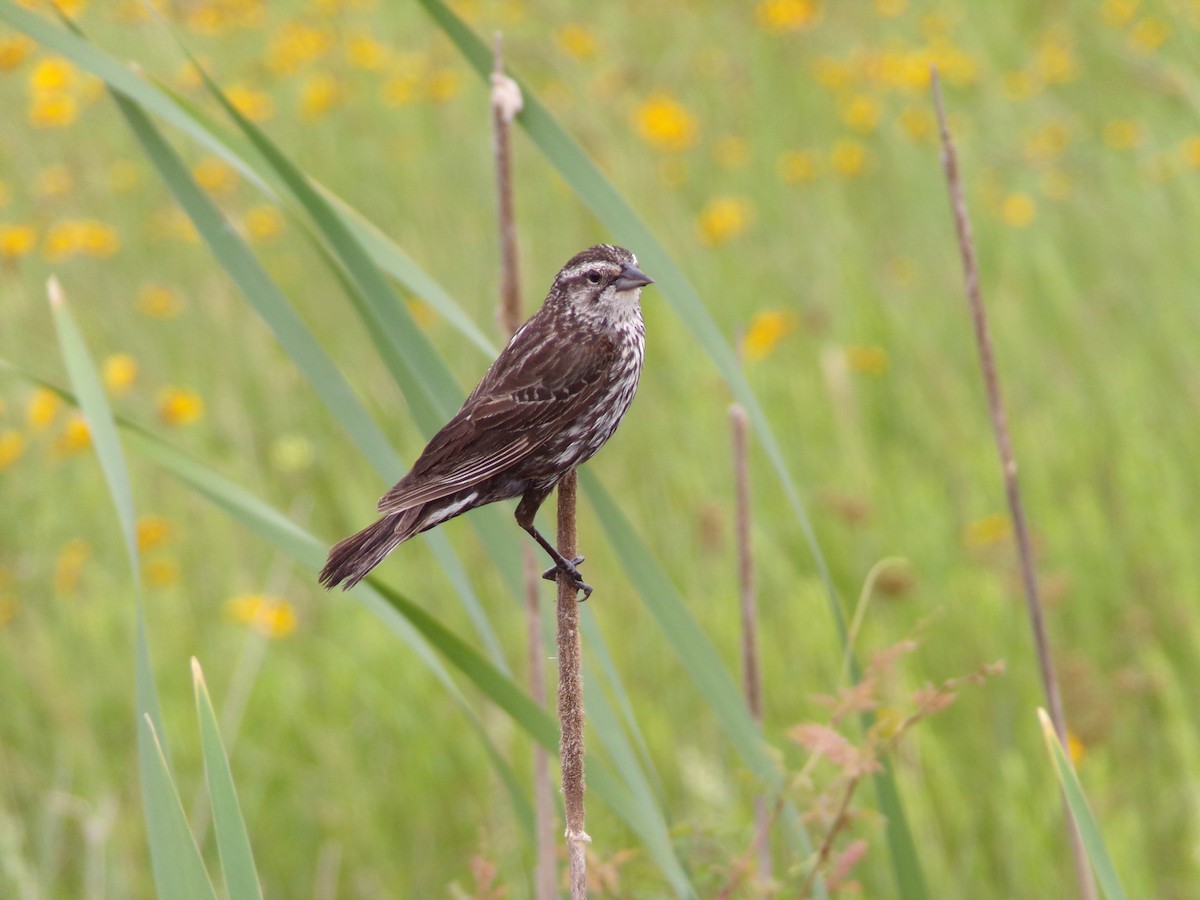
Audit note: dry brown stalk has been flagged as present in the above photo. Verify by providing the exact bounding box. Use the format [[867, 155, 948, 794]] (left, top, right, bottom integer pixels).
[[930, 66, 1096, 900], [490, 33, 555, 900], [730, 401, 771, 887], [555, 470, 589, 898]]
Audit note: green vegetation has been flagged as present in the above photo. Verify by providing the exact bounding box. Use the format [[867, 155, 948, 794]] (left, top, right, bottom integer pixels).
[[2, 0, 1198, 896]]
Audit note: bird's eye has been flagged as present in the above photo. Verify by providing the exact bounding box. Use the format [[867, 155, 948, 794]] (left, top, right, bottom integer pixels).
[[586, 271, 602, 285]]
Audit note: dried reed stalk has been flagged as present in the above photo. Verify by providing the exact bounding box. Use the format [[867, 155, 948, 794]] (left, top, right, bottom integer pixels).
[[491, 34, 556, 900], [931, 66, 1096, 900]]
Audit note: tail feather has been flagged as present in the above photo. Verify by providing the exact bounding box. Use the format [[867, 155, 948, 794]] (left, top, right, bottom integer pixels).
[[319, 508, 420, 590]]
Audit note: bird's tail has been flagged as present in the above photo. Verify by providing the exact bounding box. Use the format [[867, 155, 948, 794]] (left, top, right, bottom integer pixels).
[[319, 508, 421, 590]]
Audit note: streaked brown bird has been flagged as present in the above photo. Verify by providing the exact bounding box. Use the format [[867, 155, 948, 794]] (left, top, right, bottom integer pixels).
[[319, 244, 653, 598]]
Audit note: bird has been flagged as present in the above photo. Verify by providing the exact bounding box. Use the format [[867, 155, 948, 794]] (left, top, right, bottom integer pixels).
[[319, 244, 653, 599]]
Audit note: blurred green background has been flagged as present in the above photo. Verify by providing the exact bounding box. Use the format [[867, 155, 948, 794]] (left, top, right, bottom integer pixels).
[[3, 0, 1200, 896]]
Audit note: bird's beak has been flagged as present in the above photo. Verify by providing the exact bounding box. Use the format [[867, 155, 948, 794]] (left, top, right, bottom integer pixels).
[[613, 263, 654, 292]]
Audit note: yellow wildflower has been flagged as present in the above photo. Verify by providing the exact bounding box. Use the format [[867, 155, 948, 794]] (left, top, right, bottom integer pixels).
[[0, 431, 25, 470], [1036, 37, 1078, 84], [267, 22, 332, 74], [831, 139, 869, 177], [557, 24, 597, 59], [846, 345, 889, 376], [346, 33, 388, 70], [1024, 122, 1070, 163], [136, 284, 185, 319], [29, 94, 78, 129], [743, 310, 797, 361], [964, 513, 1011, 548], [382, 72, 420, 106], [1181, 136, 1200, 169], [0, 36, 35, 71], [426, 69, 461, 104], [899, 105, 934, 141], [43, 220, 120, 261], [776, 149, 819, 183], [812, 56, 852, 90], [108, 160, 140, 192], [713, 135, 751, 169], [0, 592, 16, 627], [634, 93, 698, 153], [244, 205, 284, 241], [696, 196, 753, 246], [27, 388, 62, 432], [54, 538, 91, 594], [1103, 118, 1143, 151], [757, 0, 820, 32], [1129, 17, 1170, 53], [103, 353, 139, 396], [158, 387, 204, 426], [300, 71, 342, 119], [137, 515, 174, 552], [0, 225, 37, 260], [841, 94, 882, 134], [53, 413, 91, 456], [225, 593, 298, 638], [1067, 731, 1085, 765], [192, 157, 238, 195], [1003, 69, 1040, 100], [29, 57, 77, 95], [225, 84, 274, 122], [144, 558, 181, 588], [1100, 0, 1139, 28], [1000, 192, 1037, 228]]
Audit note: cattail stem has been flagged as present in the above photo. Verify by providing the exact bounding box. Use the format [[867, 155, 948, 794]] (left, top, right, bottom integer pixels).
[[491, 34, 555, 899], [555, 471, 589, 899], [931, 67, 1096, 900], [730, 402, 770, 884]]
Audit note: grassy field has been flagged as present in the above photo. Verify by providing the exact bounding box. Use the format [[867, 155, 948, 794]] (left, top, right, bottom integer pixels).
[[3, 0, 1200, 896]]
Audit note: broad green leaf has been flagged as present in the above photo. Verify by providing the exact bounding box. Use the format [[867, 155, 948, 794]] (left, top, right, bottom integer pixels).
[[1039, 710, 1128, 900], [193, 660, 265, 900]]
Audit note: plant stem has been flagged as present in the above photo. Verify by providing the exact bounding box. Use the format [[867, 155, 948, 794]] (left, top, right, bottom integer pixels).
[[490, 33, 555, 899], [730, 401, 771, 885], [930, 66, 1096, 900], [556, 470, 589, 898]]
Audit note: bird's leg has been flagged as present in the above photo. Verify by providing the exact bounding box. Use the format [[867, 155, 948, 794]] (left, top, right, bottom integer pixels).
[[516, 492, 593, 600]]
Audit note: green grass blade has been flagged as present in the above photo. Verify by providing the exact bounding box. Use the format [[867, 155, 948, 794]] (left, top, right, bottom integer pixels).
[[1038, 710, 1129, 900], [48, 280, 215, 897], [140, 715, 220, 900], [192, 659, 264, 900]]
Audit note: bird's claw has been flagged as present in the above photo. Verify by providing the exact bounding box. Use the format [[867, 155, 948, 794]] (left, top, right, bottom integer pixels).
[[542, 556, 593, 600]]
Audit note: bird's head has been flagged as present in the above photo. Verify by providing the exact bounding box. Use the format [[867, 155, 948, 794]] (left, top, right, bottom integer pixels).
[[550, 244, 653, 328]]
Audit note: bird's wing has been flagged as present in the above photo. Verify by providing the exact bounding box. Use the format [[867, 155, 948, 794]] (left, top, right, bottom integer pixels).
[[376, 329, 616, 513]]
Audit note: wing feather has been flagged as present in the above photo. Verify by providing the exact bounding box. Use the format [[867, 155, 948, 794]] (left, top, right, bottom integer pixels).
[[377, 325, 614, 513]]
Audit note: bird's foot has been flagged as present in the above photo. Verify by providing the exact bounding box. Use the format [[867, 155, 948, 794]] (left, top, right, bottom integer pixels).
[[542, 556, 592, 600]]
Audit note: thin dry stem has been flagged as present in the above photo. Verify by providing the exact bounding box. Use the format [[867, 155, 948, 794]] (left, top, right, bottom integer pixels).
[[491, 33, 554, 899], [491, 32, 523, 338], [555, 471, 589, 898], [730, 402, 771, 886], [931, 66, 1096, 900]]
